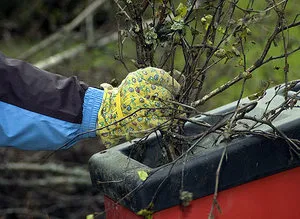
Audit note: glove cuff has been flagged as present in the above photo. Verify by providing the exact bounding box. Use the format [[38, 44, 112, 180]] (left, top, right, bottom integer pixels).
[[96, 87, 118, 147], [79, 87, 104, 138]]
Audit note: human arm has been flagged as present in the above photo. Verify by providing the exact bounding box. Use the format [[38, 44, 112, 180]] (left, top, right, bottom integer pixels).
[[0, 52, 103, 150], [0, 52, 181, 150]]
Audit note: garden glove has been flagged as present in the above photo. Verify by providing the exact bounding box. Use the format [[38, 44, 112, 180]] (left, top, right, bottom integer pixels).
[[97, 67, 181, 148]]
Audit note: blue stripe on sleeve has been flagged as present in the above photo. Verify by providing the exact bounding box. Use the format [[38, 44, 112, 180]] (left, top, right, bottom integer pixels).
[[79, 87, 104, 139], [0, 87, 104, 150]]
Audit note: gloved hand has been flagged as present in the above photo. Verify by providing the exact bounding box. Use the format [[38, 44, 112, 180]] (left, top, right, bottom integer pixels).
[[97, 67, 181, 148]]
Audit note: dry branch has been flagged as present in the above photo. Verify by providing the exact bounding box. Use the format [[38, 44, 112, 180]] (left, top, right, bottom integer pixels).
[[34, 32, 118, 69], [86, 0, 96, 46], [34, 44, 85, 69], [0, 176, 91, 187], [18, 0, 106, 60], [0, 162, 89, 177], [0, 208, 61, 219]]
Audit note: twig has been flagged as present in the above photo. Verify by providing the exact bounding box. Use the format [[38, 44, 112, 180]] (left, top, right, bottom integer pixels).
[[261, 46, 300, 65], [191, 67, 254, 107], [114, 0, 132, 20], [235, 0, 287, 13], [208, 145, 227, 219], [192, 17, 300, 107], [243, 115, 300, 151]]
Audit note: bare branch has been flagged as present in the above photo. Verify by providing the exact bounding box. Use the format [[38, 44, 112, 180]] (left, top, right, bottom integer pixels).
[[0, 176, 91, 187], [19, 0, 106, 60], [34, 32, 118, 69], [0, 208, 61, 219], [262, 46, 300, 65], [192, 17, 300, 107], [0, 162, 89, 177], [191, 67, 253, 107]]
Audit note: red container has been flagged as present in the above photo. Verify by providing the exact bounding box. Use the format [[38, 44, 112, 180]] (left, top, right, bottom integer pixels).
[[104, 167, 300, 219], [89, 83, 300, 219]]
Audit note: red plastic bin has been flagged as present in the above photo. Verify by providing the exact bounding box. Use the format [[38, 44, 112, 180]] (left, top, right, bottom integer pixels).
[[89, 83, 300, 219], [104, 167, 300, 219]]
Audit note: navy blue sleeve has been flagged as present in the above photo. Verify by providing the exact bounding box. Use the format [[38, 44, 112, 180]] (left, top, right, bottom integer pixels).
[[0, 53, 104, 150]]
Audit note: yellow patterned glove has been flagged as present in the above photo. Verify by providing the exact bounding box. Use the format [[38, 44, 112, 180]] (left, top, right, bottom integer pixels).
[[96, 67, 181, 148]]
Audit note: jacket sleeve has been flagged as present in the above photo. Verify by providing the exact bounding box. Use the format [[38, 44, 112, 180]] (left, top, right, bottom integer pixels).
[[0, 52, 104, 150]]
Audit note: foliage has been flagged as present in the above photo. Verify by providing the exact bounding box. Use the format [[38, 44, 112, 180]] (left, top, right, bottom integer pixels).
[[137, 170, 149, 181], [112, 0, 300, 109]]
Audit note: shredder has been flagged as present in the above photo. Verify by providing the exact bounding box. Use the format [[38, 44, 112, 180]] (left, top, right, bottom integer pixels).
[[89, 82, 300, 219]]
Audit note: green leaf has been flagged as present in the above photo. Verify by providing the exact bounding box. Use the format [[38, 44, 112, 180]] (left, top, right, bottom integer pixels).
[[175, 3, 188, 21], [207, 39, 213, 46], [171, 20, 185, 31], [180, 191, 193, 207], [204, 14, 213, 22], [214, 49, 226, 58], [144, 27, 158, 45], [137, 209, 153, 219], [86, 214, 94, 219], [137, 170, 149, 181], [217, 26, 225, 34], [238, 58, 244, 66], [231, 46, 240, 56], [201, 14, 213, 30]]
